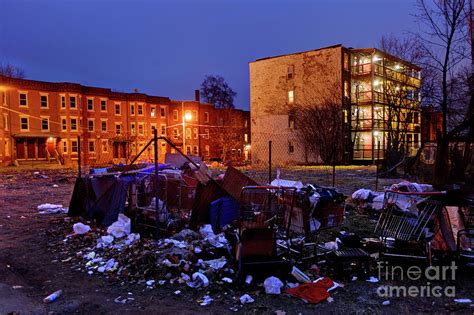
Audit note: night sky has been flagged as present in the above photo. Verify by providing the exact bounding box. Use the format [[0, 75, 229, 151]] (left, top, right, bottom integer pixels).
[[0, 0, 417, 110]]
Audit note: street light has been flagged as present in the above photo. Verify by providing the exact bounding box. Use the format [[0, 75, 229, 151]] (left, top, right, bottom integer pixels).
[[182, 110, 192, 155]]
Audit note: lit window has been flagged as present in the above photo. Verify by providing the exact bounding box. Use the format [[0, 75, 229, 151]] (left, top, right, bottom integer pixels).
[[151, 105, 156, 117], [40, 95, 48, 108], [244, 134, 248, 142], [288, 90, 294, 104]]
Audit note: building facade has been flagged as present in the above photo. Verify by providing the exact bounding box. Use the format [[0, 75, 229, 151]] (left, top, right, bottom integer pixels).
[[0, 75, 250, 166], [250, 44, 422, 165]]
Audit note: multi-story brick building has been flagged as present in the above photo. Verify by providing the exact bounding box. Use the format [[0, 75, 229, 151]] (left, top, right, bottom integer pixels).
[[0, 75, 250, 166], [250, 44, 421, 165]]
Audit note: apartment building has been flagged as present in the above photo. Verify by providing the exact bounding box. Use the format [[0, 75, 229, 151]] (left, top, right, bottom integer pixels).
[[250, 44, 422, 164], [0, 75, 250, 166]]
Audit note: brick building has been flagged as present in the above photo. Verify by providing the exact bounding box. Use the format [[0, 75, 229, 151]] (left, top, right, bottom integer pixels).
[[250, 44, 422, 165], [0, 75, 250, 166]]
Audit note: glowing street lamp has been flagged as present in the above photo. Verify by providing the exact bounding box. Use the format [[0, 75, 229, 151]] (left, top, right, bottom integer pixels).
[[182, 110, 193, 154]]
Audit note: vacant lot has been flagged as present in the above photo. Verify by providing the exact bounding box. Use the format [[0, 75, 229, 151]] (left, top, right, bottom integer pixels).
[[0, 166, 472, 314]]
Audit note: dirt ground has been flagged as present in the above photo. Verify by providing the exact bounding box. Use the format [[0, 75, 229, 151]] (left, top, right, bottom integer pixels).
[[0, 166, 473, 314]]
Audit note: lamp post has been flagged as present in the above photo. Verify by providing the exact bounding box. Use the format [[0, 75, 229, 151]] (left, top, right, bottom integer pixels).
[[182, 104, 192, 155]]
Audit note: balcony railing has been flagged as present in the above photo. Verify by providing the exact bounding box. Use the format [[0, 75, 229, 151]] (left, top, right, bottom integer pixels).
[[351, 63, 420, 87]]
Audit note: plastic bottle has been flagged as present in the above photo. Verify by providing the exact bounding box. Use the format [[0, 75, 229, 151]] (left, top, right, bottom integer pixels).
[[43, 290, 63, 303]]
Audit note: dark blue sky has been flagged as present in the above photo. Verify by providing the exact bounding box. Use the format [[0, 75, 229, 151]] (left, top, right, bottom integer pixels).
[[0, 0, 417, 110]]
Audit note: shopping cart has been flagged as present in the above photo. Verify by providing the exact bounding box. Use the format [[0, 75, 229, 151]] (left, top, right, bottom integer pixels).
[[235, 186, 296, 281]]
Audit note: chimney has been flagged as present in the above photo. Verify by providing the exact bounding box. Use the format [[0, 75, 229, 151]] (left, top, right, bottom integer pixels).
[[194, 89, 200, 102]]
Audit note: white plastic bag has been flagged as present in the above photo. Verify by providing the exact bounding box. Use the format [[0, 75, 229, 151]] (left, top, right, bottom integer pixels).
[[73, 222, 91, 234], [263, 276, 284, 294], [107, 214, 131, 238]]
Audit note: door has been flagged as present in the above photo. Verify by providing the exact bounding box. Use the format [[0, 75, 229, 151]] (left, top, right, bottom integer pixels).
[[16, 139, 25, 159], [27, 139, 36, 159], [38, 138, 46, 158]]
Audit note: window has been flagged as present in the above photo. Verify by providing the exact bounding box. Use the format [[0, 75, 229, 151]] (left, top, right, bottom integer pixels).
[[130, 104, 135, 115], [138, 104, 143, 115], [88, 119, 94, 132], [61, 95, 66, 108], [101, 100, 107, 111], [344, 53, 349, 71], [288, 141, 295, 154], [192, 110, 198, 121], [205, 145, 210, 156], [101, 120, 107, 131], [173, 109, 178, 121], [193, 128, 198, 139], [61, 118, 67, 131], [287, 65, 294, 79], [204, 129, 209, 139], [71, 118, 77, 131], [244, 133, 248, 142], [87, 98, 94, 111], [20, 117, 28, 130], [89, 140, 95, 153], [238, 149, 242, 157], [150, 105, 156, 117], [40, 95, 48, 108], [414, 112, 419, 124], [161, 124, 166, 136], [115, 123, 122, 135], [344, 80, 349, 98], [115, 103, 121, 115], [186, 127, 191, 139], [231, 149, 236, 157], [173, 128, 178, 139], [193, 145, 198, 155], [70, 96, 76, 109], [288, 113, 295, 129], [244, 119, 248, 128], [186, 146, 191, 155], [102, 140, 108, 153], [41, 118, 49, 131], [160, 106, 166, 118], [71, 140, 78, 153], [288, 90, 294, 104], [204, 112, 209, 123], [3, 114, 8, 131], [19, 93, 27, 106], [151, 124, 157, 134], [130, 123, 136, 134], [138, 123, 144, 135], [62, 140, 68, 154]]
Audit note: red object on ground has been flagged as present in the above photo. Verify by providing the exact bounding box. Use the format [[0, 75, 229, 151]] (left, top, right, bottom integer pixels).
[[286, 277, 334, 304]]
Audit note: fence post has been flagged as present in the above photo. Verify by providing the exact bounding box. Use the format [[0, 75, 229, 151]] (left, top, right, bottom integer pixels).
[[153, 129, 161, 237], [332, 153, 336, 188], [268, 140, 272, 184], [77, 135, 81, 178]]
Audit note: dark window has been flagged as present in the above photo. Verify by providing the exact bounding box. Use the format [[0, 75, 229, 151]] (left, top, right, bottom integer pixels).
[[173, 110, 178, 121], [71, 118, 77, 131], [20, 117, 28, 130], [138, 104, 143, 115], [101, 121, 107, 131], [89, 141, 95, 152], [71, 141, 78, 153], [61, 96, 66, 108], [130, 104, 135, 115], [70, 96, 76, 108], [414, 112, 419, 124], [160, 107, 166, 117], [62, 119, 67, 131], [287, 65, 294, 79], [87, 99, 94, 111], [88, 120, 94, 131], [288, 141, 295, 154], [41, 118, 48, 130], [115, 104, 121, 115], [19, 93, 27, 106], [101, 100, 107, 111], [40, 95, 48, 107]]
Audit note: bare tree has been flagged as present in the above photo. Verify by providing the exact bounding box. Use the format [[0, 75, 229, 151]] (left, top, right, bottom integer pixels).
[[414, 0, 468, 186], [0, 63, 25, 78]]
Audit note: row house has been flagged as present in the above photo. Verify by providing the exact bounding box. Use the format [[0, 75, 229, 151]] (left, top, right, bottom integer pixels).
[[0, 75, 250, 166]]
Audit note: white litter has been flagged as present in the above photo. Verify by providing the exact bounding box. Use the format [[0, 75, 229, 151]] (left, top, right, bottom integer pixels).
[[454, 298, 472, 303], [73, 223, 91, 234], [200, 295, 213, 306], [366, 276, 379, 283], [382, 300, 390, 306], [264, 276, 284, 295], [240, 294, 255, 304], [107, 214, 131, 238], [204, 257, 227, 270], [37, 203, 68, 214], [187, 272, 209, 288], [222, 277, 233, 283]]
